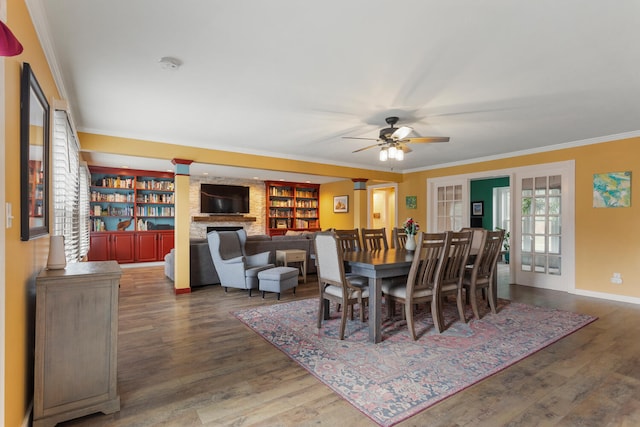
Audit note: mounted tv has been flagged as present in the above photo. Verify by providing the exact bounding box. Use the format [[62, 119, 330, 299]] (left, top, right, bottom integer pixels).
[[200, 184, 250, 214]]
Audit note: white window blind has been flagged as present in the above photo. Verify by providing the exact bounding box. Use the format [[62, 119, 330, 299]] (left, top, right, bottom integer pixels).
[[52, 109, 89, 262], [78, 162, 91, 258]]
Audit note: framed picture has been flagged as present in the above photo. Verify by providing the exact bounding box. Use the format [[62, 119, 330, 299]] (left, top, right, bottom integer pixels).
[[333, 195, 348, 213], [20, 63, 50, 241], [405, 195, 417, 209], [471, 201, 484, 217], [593, 171, 631, 208]]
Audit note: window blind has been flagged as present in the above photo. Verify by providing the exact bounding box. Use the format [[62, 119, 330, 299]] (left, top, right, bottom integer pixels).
[[78, 162, 91, 259], [52, 109, 89, 262]]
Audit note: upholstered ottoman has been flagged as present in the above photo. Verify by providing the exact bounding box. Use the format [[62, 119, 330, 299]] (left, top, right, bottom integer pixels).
[[258, 267, 299, 300]]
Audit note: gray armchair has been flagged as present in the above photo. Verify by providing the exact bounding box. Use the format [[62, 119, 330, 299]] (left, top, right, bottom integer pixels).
[[207, 230, 274, 296]]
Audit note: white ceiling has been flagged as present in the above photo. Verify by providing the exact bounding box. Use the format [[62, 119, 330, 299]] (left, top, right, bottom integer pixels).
[[29, 0, 640, 182]]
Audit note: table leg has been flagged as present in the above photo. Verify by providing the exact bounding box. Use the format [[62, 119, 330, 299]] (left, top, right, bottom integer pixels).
[[368, 277, 382, 343], [302, 259, 306, 283]]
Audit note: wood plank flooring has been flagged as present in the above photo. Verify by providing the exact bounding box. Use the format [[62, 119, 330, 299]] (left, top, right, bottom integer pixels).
[[59, 265, 640, 427]]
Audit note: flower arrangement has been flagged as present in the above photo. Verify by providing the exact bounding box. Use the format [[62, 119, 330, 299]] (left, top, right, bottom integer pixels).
[[403, 218, 419, 235]]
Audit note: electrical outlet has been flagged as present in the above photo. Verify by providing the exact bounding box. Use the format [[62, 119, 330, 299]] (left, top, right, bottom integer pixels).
[[610, 273, 623, 284]]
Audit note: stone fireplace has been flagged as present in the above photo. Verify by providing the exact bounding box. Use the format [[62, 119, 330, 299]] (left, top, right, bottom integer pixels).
[[189, 175, 266, 239]]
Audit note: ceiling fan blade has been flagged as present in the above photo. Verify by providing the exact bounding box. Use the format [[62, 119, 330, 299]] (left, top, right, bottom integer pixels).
[[398, 143, 413, 153], [352, 143, 381, 153], [342, 136, 379, 141], [391, 126, 413, 140], [403, 136, 450, 143]]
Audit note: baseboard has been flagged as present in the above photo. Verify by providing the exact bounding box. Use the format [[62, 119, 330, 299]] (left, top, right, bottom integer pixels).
[[571, 288, 640, 305], [119, 261, 164, 269]]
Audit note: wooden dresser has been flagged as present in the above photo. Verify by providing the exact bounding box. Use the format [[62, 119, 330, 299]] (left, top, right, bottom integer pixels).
[[34, 261, 122, 427]]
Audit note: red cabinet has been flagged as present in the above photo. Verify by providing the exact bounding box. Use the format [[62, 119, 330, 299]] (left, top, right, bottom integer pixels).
[[89, 231, 174, 263], [135, 232, 158, 262], [88, 232, 135, 263], [157, 231, 174, 260]]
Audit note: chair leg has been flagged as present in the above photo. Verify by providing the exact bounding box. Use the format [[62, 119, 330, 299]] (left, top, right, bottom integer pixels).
[[386, 296, 395, 319], [456, 288, 466, 323], [405, 302, 418, 340], [470, 285, 481, 319], [339, 301, 348, 340], [317, 297, 325, 329], [487, 284, 497, 314], [262, 291, 265, 298], [432, 298, 444, 333], [248, 289, 252, 297]]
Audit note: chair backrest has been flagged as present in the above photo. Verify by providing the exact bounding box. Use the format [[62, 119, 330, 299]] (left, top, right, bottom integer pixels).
[[362, 227, 389, 251], [207, 230, 244, 262], [460, 227, 486, 256], [406, 232, 447, 295], [313, 231, 348, 289], [334, 229, 362, 252], [437, 230, 473, 293], [472, 229, 504, 283], [392, 227, 408, 249]]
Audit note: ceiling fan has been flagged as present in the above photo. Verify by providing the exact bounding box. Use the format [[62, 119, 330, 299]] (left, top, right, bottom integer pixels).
[[343, 116, 449, 161]]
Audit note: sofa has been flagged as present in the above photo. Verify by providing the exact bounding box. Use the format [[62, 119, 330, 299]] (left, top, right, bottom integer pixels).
[[164, 233, 317, 287]]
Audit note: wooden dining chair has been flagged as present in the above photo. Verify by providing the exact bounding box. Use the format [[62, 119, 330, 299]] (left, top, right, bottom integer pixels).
[[314, 231, 369, 340], [361, 227, 389, 251], [333, 228, 367, 293], [382, 232, 447, 340], [392, 227, 408, 249], [461, 227, 485, 259], [462, 229, 504, 319], [334, 229, 362, 252], [432, 230, 473, 332]]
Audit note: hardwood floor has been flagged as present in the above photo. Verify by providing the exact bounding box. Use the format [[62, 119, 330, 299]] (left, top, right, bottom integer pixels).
[[59, 265, 640, 427]]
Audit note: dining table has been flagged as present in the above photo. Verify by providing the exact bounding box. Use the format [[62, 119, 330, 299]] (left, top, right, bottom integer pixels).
[[341, 248, 414, 343]]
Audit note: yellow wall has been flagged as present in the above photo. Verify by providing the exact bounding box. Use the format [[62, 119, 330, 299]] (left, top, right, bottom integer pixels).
[[397, 137, 640, 298], [5, 0, 61, 425], [319, 180, 354, 230]]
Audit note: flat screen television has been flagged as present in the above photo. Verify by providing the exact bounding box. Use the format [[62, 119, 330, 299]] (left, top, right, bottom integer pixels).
[[200, 184, 250, 214]]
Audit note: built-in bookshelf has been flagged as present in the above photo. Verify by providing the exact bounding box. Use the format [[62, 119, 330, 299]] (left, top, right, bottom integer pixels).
[[265, 180, 320, 236], [88, 166, 175, 263]]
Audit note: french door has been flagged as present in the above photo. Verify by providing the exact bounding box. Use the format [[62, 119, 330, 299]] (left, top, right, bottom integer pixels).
[[513, 162, 575, 291], [427, 178, 468, 232], [427, 160, 575, 292]]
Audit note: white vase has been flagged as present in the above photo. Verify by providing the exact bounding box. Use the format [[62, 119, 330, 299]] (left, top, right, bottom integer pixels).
[[47, 235, 67, 270], [405, 234, 417, 251]]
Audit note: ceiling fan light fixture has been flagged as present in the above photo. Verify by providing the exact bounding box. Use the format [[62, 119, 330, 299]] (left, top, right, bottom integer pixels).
[[388, 145, 397, 159], [395, 149, 404, 161], [379, 148, 388, 161]]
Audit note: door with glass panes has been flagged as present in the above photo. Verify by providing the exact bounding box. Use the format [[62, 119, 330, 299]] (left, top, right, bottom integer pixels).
[[514, 163, 574, 291]]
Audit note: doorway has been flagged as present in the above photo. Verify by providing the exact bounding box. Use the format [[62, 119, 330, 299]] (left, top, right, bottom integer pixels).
[[367, 183, 398, 246], [427, 160, 575, 291]]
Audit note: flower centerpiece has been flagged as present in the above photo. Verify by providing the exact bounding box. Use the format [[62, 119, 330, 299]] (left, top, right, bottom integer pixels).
[[403, 218, 419, 251], [403, 217, 419, 235]]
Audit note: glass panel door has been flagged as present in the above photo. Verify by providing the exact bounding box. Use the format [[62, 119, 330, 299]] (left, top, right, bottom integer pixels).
[[515, 166, 572, 291], [428, 177, 468, 232]]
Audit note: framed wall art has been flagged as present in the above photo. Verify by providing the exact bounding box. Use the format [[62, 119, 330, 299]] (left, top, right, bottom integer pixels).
[[471, 201, 484, 217], [333, 195, 348, 213], [20, 63, 50, 241]]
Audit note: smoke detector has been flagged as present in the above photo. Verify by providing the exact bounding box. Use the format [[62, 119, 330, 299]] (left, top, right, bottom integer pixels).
[[159, 56, 182, 70]]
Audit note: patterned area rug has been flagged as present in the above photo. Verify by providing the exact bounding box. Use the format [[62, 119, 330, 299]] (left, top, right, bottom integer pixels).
[[233, 297, 596, 426]]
